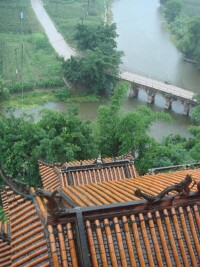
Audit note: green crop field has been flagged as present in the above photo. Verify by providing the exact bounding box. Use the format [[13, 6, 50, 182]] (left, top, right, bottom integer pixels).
[[43, 0, 108, 46], [0, 0, 63, 92]]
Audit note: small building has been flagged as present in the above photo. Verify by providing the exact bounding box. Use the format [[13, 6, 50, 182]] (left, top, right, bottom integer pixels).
[[0, 157, 200, 266]]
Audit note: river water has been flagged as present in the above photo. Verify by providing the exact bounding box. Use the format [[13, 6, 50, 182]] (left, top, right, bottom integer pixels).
[[112, 0, 200, 91], [11, 0, 200, 140]]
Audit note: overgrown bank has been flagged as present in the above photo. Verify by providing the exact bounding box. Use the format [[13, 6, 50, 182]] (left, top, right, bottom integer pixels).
[[161, 0, 200, 68]]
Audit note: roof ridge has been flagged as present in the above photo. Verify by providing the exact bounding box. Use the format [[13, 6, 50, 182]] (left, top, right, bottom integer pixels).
[[38, 159, 64, 168], [0, 168, 34, 200]]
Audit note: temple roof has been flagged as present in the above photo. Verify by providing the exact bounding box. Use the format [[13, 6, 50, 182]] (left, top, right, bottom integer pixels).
[[38, 156, 137, 190], [0, 221, 11, 267], [0, 163, 200, 266]]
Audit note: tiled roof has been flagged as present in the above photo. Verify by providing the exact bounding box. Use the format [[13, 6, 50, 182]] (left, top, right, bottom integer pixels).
[[0, 165, 200, 266], [0, 221, 11, 267], [0, 186, 50, 266], [58, 168, 200, 207], [38, 162, 60, 190], [39, 157, 137, 189], [82, 196, 200, 266]]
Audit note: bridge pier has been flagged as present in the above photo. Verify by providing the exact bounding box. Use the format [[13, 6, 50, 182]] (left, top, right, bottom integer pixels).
[[165, 97, 173, 110], [146, 89, 156, 104], [129, 85, 139, 99], [182, 100, 191, 116]]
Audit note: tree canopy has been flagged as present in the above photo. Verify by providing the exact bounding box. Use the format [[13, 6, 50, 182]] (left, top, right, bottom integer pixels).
[[62, 23, 123, 95], [73, 23, 118, 51], [164, 0, 183, 22], [1, 83, 200, 184], [94, 82, 180, 173], [161, 0, 200, 68], [0, 107, 97, 186]]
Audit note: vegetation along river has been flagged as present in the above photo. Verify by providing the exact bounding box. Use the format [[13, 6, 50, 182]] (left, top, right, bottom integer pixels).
[[14, 0, 200, 140], [111, 0, 200, 139]]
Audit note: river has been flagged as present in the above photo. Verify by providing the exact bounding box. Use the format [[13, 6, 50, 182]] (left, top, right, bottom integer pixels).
[[112, 0, 200, 91], [11, 0, 200, 140]]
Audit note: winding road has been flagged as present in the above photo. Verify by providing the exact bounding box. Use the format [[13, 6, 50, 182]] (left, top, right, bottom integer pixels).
[[31, 0, 77, 60]]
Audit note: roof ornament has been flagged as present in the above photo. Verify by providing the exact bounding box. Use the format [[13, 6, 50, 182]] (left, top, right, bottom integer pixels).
[[134, 174, 198, 203], [94, 154, 103, 167], [120, 151, 135, 163], [35, 189, 65, 225]]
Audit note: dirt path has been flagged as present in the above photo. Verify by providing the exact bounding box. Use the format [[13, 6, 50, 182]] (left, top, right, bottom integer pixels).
[[31, 0, 77, 60]]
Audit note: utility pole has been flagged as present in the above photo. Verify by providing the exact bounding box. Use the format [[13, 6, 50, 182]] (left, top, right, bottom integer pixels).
[[20, 8, 24, 110]]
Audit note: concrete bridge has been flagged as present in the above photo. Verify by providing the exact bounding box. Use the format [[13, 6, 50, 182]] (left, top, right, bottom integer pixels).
[[119, 67, 196, 115]]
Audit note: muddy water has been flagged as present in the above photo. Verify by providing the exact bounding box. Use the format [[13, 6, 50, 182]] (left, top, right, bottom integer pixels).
[[11, 95, 192, 141]]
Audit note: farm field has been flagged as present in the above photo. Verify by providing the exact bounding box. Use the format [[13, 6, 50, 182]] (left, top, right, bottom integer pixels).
[[0, 0, 63, 92], [42, 0, 109, 47]]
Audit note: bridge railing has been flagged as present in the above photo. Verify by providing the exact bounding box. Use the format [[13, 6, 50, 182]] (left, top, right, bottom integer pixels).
[[119, 66, 173, 85], [119, 66, 195, 101]]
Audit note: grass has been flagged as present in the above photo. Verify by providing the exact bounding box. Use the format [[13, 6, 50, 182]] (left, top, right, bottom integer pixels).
[[43, 0, 106, 47], [2, 88, 99, 110], [0, 0, 63, 89], [0, 0, 108, 113]]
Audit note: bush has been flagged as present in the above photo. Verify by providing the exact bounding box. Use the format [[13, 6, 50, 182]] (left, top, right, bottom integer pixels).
[[54, 88, 71, 101], [0, 77, 10, 100], [32, 33, 52, 52]]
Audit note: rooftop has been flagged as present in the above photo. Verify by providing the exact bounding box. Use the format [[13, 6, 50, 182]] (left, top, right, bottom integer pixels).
[[0, 159, 200, 266]]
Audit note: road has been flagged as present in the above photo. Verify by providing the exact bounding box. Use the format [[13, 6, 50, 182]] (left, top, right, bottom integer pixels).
[[31, 0, 77, 60]]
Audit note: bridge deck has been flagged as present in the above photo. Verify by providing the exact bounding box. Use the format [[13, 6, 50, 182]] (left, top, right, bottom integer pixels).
[[119, 69, 195, 102]]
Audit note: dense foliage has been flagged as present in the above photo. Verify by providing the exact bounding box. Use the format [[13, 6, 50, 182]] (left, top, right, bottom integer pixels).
[[1, 85, 200, 184], [62, 23, 123, 95], [74, 23, 118, 51], [0, 77, 9, 101], [0, 107, 97, 186], [161, 0, 200, 68], [94, 82, 195, 174]]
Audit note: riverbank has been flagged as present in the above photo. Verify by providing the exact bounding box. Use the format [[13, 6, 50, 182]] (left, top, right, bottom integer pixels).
[[160, 0, 200, 70], [1, 88, 99, 112]]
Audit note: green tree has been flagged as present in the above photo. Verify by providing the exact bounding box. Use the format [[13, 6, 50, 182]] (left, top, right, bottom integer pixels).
[[187, 17, 200, 66], [37, 107, 97, 162], [188, 94, 200, 161], [63, 23, 123, 95], [74, 23, 118, 51], [0, 108, 97, 186], [95, 82, 172, 174], [63, 44, 122, 94], [164, 0, 183, 22], [136, 133, 194, 174]]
